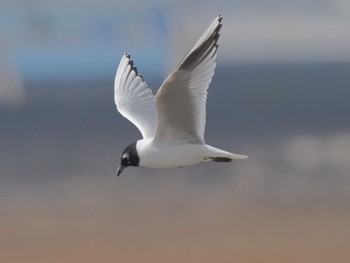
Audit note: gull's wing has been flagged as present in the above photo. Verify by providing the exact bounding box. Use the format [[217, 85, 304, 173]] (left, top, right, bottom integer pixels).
[[114, 54, 157, 139], [154, 15, 222, 144]]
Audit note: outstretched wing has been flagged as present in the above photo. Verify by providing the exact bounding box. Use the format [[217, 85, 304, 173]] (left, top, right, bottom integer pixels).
[[154, 15, 222, 144], [114, 54, 157, 139]]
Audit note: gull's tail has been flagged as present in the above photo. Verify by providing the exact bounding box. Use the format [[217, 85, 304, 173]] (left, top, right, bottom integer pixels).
[[205, 145, 248, 162]]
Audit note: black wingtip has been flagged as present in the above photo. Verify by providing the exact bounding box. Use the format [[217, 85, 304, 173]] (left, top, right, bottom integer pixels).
[[123, 53, 144, 81], [178, 15, 223, 71], [218, 15, 223, 24]]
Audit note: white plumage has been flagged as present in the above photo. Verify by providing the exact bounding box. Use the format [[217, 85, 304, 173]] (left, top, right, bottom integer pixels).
[[114, 15, 247, 175], [114, 55, 156, 139]]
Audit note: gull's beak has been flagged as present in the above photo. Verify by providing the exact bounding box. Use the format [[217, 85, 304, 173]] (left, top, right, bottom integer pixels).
[[117, 164, 126, 176]]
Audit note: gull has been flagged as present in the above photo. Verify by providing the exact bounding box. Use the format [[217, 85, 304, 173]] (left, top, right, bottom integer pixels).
[[114, 15, 247, 176]]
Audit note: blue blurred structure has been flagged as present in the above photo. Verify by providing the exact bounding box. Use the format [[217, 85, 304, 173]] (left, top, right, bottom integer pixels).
[[1, 3, 174, 82]]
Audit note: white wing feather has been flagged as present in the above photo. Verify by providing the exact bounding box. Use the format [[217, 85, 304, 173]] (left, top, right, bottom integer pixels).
[[114, 54, 157, 139], [154, 15, 222, 144]]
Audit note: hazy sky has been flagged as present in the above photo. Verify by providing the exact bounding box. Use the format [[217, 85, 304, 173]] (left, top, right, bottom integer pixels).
[[174, 0, 350, 63], [1, 0, 350, 85], [2, 0, 350, 64]]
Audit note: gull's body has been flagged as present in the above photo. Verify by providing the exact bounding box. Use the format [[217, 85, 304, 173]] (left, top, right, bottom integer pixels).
[[114, 15, 247, 176], [136, 138, 244, 169]]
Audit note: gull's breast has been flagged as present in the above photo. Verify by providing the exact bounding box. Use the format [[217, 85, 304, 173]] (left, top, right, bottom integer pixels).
[[136, 139, 210, 169]]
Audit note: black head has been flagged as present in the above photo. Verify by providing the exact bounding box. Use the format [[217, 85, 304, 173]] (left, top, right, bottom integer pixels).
[[117, 141, 139, 176]]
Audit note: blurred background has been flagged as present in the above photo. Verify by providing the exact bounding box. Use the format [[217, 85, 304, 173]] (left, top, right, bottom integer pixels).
[[1, 0, 350, 262]]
